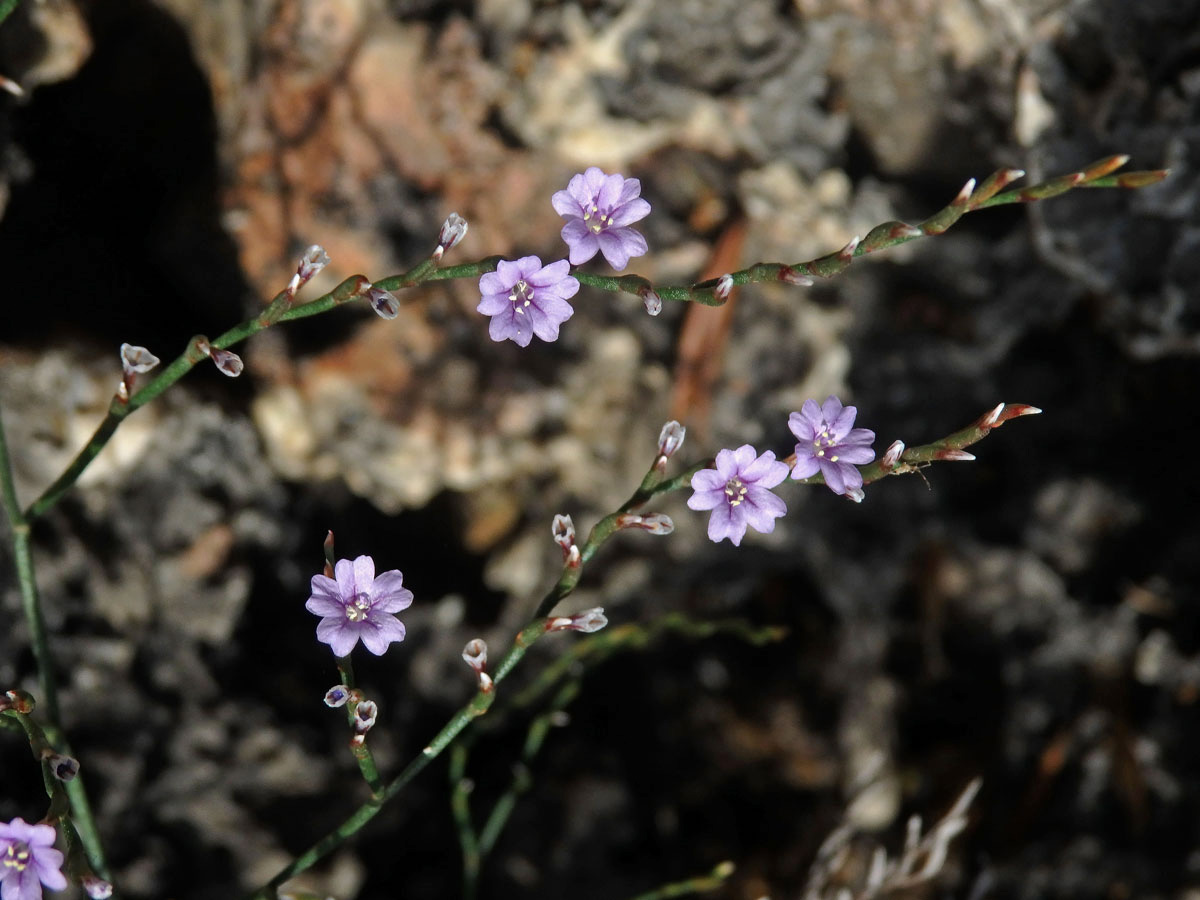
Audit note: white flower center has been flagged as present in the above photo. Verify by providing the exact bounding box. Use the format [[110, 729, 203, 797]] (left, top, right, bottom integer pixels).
[[583, 203, 612, 234], [508, 279, 534, 315], [345, 591, 372, 622], [813, 423, 836, 458], [724, 477, 748, 507], [3, 841, 30, 873]]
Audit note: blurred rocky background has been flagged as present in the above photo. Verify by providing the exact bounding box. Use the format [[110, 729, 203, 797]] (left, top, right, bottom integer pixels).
[[1, 0, 1198, 897]]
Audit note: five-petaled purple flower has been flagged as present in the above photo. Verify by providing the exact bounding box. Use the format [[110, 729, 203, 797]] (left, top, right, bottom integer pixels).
[[0, 818, 67, 900], [552, 167, 650, 271], [478, 256, 578, 347], [789, 396, 876, 496], [306, 555, 413, 657], [687, 445, 790, 546]]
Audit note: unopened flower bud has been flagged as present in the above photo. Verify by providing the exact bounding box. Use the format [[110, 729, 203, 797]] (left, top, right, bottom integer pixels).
[[713, 273, 734, 301], [3, 689, 34, 714], [324, 685, 351, 708], [657, 421, 686, 459], [937, 448, 976, 462], [0, 75, 24, 98], [881, 440, 905, 469], [616, 513, 674, 535], [210, 348, 244, 377], [548, 607, 607, 634], [434, 212, 468, 261], [82, 875, 114, 899], [778, 266, 814, 287], [981, 402, 1005, 428], [353, 699, 379, 733], [298, 244, 331, 282], [462, 638, 488, 672], [120, 343, 160, 376], [639, 286, 662, 316], [367, 286, 400, 320], [552, 514, 576, 561], [46, 753, 79, 781]]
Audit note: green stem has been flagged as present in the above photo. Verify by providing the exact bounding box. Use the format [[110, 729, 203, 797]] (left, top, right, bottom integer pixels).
[[0, 410, 113, 883], [0, 0, 19, 28], [626, 861, 736, 900]]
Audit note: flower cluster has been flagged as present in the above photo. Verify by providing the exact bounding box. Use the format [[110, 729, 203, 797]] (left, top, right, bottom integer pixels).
[[478, 167, 650, 346], [306, 555, 413, 657], [0, 818, 67, 900], [689, 396, 876, 545]]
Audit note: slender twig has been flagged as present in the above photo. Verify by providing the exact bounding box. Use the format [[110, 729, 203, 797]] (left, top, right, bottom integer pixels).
[[626, 861, 736, 900], [20, 160, 1161, 523], [0, 410, 113, 884]]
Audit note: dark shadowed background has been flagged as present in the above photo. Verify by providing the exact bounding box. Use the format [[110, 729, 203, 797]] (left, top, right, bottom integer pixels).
[[2, 0, 1199, 898]]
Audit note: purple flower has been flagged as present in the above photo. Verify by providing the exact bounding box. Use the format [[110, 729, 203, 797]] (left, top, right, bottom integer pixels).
[[0, 818, 67, 900], [306, 555, 413, 657], [477, 256, 578, 347], [551, 167, 650, 270], [789, 396, 876, 496], [687, 445, 790, 546]]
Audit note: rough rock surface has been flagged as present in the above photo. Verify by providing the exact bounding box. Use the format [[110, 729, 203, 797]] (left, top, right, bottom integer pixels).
[[1, 0, 1198, 898]]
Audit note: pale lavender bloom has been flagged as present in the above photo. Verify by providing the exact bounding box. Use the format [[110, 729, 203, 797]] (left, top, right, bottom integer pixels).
[[688, 445, 790, 546], [478, 256, 578, 346], [552, 167, 650, 270], [306, 555, 413, 657], [789, 396, 876, 496], [0, 818, 67, 900]]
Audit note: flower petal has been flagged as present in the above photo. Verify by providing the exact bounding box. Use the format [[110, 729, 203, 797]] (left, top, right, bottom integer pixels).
[[843, 428, 876, 447], [351, 556, 375, 593], [791, 453, 820, 479], [821, 458, 847, 495], [820, 396, 845, 423], [564, 227, 599, 265], [833, 444, 875, 465], [477, 292, 511, 316], [479, 271, 508, 295], [596, 231, 631, 270], [360, 615, 406, 655], [551, 188, 583, 218], [745, 485, 787, 520], [731, 444, 759, 471], [741, 451, 789, 487], [317, 618, 358, 657], [611, 196, 650, 226], [691, 468, 726, 492], [706, 500, 733, 543], [687, 489, 724, 510]]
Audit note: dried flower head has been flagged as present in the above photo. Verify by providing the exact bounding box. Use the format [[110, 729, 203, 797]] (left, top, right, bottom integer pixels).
[[462, 639, 488, 671], [688, 445, 789, 546], [297, 245, 331, 282], [0, 818, 67, 900], [552, 167, 650, 270], [789, 396, 876, 496], [306, 555, 413, 657], [210, 348, 244, 378], [713, 273, 734, 301], [477, 256, 578, 347], [657, 421, 686, 460]]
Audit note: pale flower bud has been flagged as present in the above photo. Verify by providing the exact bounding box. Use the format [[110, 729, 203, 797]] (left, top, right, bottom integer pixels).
[[713, 273, 734, 301], [552, 514, 575, 552], [353, 699, 379, 734], [778, 266, 814, 287], [434, 212, 469, 260], [548, 608, 607, 634], [367, 286, 400, 320], [657, 421, 686, 459], [210, 348, 244, 377], [616, 513, 674, 535], [324, 685, 351, 708], [639, 286, 662, 316], [82, 875, 114, 899], [47, 753, 79, 781], [462, 638, 488, 672], [881, 440, 905, 469], [297, 244, 331, 283], [120, 343, 160, 376]]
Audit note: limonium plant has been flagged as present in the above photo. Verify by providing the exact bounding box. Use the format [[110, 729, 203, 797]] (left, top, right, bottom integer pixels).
[[0, 147, 1167, 900]]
